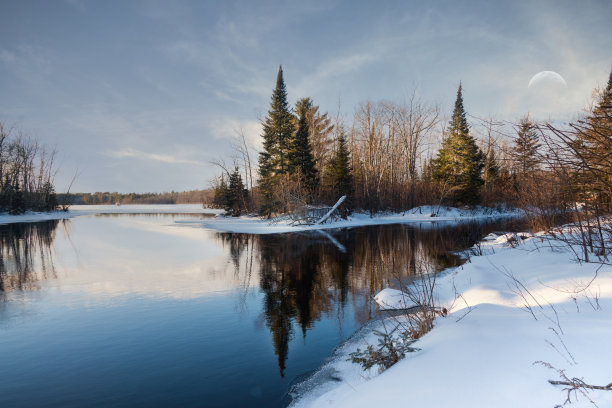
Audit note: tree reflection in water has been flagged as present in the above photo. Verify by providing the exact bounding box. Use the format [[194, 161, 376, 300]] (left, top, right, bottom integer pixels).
[[215, 219, 524, 377], [0, 220, 63, 299], [0, 217, 524, 380]]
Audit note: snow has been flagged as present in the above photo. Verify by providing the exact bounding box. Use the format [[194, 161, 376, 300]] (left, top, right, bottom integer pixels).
[[0, 204, 222, 225], [200, 206, 522, 234], [373, 288, 417, 310], [290, 228, 612, 408]]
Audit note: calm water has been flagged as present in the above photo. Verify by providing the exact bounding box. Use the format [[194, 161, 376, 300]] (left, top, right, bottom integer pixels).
[[0, 213, 524, 407]]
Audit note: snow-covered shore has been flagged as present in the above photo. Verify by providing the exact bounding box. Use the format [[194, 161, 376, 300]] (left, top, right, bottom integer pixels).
[[290, 230, 612, 407], [0, 204, 222, 225], [200, 206, 522, 234]]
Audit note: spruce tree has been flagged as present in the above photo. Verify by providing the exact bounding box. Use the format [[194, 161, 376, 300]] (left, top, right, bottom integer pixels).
[[328, 131, 354, 218], [290, 98, 319, 197], [431, 83, 484, 205], [513, 116, 541, 176], [227, 168, 246, 217], [212, 176, 229, 209], [483, 148, 500, 184], [258, 66, 295, 216], [574, 68, 612, 209], [10, 180, 25, 215]]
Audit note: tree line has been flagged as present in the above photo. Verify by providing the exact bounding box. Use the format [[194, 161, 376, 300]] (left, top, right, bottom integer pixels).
[[212, 65, 612, 233], [0, 124, 58, 214], [60, 189, 214, 206]]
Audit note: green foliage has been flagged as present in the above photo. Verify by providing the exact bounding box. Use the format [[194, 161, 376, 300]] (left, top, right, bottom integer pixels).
[[571, 68, 612, 210], [513, 116, 541, 175], [9, 180, 25, 214], [212, 177, 229, 209], [484, 148, 500, 183], [348, 327, 419, 372], [258, 66, 296, 216], [226, 168, 247, 216], [327, 131, 354, 218], [290, 98, 319, 197], [431, 84, 484, 205]]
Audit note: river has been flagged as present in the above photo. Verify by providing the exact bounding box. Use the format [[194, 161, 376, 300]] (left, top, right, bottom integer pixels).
[[0, 212, 525, 407]]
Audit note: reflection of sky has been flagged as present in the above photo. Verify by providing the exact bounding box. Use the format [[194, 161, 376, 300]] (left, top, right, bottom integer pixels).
[[0, 214, 364, 407], [48, 215, 260, 302]]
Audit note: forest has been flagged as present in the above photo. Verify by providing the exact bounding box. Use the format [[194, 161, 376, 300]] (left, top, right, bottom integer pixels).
[[59, 189, 214, 206], [212, 66, 612, 234]]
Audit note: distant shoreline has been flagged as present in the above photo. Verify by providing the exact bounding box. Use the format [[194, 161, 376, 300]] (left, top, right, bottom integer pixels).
[[0, 204, 223, 225]]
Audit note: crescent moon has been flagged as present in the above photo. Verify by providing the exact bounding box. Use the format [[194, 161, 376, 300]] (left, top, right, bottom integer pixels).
[[528, 71, 567, 88]]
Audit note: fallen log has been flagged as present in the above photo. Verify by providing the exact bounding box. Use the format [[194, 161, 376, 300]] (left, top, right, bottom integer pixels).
[[314, 195, 346, 225]]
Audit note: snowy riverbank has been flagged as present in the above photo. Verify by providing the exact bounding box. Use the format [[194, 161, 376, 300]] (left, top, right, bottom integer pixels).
[[200, 206, 522, 234], [289, 229, 612, 407], [0, 204, 222, 225]]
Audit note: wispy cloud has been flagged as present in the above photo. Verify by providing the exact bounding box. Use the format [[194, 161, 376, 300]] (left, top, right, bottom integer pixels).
[[294, 48, 383, 98], [108, 147, 206, 166], [208, 118, 263, 152]]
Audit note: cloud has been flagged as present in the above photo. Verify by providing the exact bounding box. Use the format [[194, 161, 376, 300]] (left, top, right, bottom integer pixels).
[[209, 118, 263, 152], [108, 147, 206, 166], [294, 48, 382, 97]]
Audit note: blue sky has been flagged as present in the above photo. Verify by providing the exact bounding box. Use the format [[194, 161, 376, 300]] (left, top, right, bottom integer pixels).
[[1, 0, 610, 193]]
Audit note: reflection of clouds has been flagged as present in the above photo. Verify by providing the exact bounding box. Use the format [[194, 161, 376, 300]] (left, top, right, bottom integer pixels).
[[56, 262, 258, 301], [49, 216, 260, 302]]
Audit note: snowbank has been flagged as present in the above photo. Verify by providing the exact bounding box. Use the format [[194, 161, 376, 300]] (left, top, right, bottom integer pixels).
[[201, 206, 522, 234], [373, 288, 417, 310], [290, 231, 612, 408], [0, 204, 221, 225]]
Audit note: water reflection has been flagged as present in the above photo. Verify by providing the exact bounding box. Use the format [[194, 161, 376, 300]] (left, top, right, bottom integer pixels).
[[215, 220, 524, 376], [0, 220, 62, 298], [0, 215, 526, 407]]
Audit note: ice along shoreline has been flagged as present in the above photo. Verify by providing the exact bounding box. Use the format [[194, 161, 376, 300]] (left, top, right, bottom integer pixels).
[[198, 205, 523, 234]]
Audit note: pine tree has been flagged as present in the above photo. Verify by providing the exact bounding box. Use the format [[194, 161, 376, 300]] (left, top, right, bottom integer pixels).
[[574, 68, 612, 210], [483, 148, 500, 184], [299, 98, 334, 175], [431, 83, 484, 205], [290, 98, 319, 197], [227, 168, 246, 216], [328, 131, 354, 218], [513, 116, 541, 176], [10, 180, 25, 215], [212, 176, 229, 209], [258, 66, 296, 216], [40, 181, 58, 211]]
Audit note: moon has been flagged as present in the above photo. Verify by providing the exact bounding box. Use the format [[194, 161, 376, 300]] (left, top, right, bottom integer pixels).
[[528, 71, 567, 89]]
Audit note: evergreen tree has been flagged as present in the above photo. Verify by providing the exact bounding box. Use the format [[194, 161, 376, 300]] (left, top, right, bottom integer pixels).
[[298, 98, 335, 175], [227, 167, 247, 217], [431, 83, 484, 205], [258, 66, 296, 216], [513, 116, 541, 176], [483, 148, 500, 184], [212, 176, 229, 209], [328, 131, 354, 218], [40, 181, 58, 211], [10, 180, 25, 215], [573, 67, 612, 209], [290, 98, 319, 197], [0, 175, 10, 212]]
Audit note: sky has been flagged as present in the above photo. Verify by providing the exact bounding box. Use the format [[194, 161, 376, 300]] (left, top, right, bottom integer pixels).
[[1, 0, 610, 193]]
